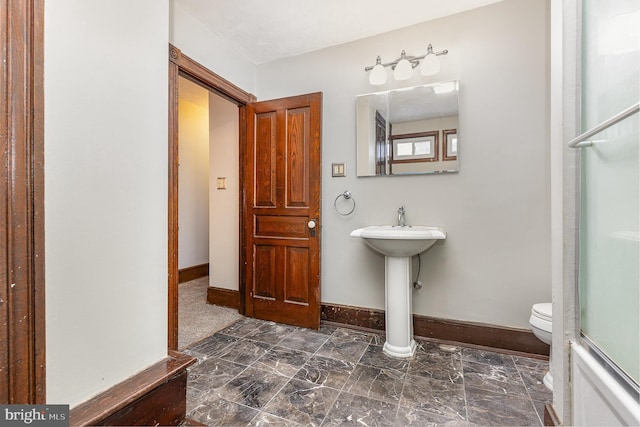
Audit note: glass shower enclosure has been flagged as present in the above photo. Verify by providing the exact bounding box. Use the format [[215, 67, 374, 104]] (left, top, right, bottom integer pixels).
[[576, 0, 639, 388]]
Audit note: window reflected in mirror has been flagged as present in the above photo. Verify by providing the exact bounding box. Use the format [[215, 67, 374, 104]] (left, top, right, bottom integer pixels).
[[443, 128, 458, 161]]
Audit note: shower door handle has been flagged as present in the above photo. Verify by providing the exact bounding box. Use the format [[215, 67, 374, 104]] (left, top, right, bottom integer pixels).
[[568, 102, 639, 148]]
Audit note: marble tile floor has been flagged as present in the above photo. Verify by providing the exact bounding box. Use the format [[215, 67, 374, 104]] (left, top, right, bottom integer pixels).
[[183, 317, 551, 426]]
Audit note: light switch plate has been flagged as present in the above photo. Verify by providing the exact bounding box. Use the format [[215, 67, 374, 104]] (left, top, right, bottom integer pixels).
[[216, 177, 227, 189], [332, 163, 346, 177]]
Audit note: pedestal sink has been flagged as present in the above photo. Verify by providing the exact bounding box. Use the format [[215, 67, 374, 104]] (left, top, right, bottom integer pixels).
[[350, 225, 446, 358]]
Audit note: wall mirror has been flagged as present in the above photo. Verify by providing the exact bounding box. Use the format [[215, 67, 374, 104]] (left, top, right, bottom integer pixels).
[[356, 80, 459, 176]]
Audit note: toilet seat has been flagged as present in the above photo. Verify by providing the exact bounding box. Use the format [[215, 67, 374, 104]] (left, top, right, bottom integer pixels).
[[529, 302, 553, 391], [530, 302, 552, 334], [532, 303, 552, 322]]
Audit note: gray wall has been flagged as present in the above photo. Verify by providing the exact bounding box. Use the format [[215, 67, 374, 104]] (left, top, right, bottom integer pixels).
[[170, 0, 256, 94], [256, 0, 551, 329]]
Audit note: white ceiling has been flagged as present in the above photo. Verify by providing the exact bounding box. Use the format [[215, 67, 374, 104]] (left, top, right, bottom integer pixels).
[[175, 0, 505, 65]]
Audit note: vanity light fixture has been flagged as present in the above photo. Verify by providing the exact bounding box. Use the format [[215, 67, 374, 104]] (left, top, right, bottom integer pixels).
[[365, 44, 449, 85]]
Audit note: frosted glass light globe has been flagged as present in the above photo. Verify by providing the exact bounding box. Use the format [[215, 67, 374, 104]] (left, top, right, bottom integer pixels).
[[420, 54, 440, 76], [393, 58, 413, 81], [369, 63, 387, 85]]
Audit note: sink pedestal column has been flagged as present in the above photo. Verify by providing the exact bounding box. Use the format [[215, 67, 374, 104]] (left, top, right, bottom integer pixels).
[[383, 256, 416, 358]]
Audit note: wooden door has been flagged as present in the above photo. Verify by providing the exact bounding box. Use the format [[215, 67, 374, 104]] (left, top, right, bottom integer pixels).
[[243, 92, 322, 329]]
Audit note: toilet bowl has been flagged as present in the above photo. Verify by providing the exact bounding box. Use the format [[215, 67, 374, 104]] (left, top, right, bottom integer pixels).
[[529, 302, 553, 390]]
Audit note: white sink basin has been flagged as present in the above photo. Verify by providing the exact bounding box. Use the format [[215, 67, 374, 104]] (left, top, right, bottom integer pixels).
[[350, 225, 446, 257]]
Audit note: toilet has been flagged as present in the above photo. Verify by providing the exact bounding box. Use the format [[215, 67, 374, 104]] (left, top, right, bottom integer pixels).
[[529, 302, 553, 390]]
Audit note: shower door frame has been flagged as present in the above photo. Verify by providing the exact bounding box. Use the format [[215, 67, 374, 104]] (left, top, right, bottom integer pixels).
[[550, 1, 582, 424]]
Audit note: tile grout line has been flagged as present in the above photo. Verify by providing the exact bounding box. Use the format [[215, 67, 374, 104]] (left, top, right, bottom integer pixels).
[[316, 326, 365, 427], [394, 351, 408, 424], [461, 348, 471, 423], [237, 321, 297, 425], [185, 322, 260, 420], [343, 334, 406, 424], [248, 323, 337, 425], [242, 325, 306, 421], [299, 325, 382, 417], [316, 327, 404, 426], [512, 356, 545, 427], [188, 319, 298, 422]]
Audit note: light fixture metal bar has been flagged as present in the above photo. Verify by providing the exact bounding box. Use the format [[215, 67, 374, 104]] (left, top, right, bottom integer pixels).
[[364, 44, 448, 72]]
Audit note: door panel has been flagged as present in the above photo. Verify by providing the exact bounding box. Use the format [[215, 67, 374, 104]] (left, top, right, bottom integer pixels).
[[286, 108, 310, 207], [284, 246, 310, 304], [254, 245, 276, 299], [255, 112, 277, 207], [256, 215, 308, 238], [244, 93, 322, 329]]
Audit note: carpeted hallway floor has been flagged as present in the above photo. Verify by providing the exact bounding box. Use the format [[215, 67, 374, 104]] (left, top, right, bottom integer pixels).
[[179, 276, 243, 349]]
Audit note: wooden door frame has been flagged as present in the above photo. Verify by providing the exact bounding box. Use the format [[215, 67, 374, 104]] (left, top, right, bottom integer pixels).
[[0, 0, 46, 403], [167, 45, 256, 350]]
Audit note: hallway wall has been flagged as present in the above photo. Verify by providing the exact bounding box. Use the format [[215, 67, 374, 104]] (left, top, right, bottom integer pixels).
[[209, 95, 240, 290], [178, 80, 210, 269]]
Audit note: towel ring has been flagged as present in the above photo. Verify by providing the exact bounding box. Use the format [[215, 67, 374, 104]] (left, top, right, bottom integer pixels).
[[334, 191, 356, 216]]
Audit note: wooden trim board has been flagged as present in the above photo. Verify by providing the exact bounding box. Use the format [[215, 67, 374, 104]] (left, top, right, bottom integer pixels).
[[207, 287, 240, 310], [167, 46, 180, 351], [69, 351, 196, 426], [1, 0, 46, 403], [413, 315, 549, 356], [321, 303, 549, 356], [178, 263, 209, 283], [202, 297, 549, 356], [544, 403, 561, 426], [321, 303, 386, 331]]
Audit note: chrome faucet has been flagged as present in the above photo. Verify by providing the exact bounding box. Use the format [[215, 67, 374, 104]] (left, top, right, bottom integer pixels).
[[397, 206, 405, 227]]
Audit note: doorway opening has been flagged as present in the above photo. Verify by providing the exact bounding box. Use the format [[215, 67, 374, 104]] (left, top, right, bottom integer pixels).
[[176, 76, 243, 349], [168, 44, 255, 350]]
